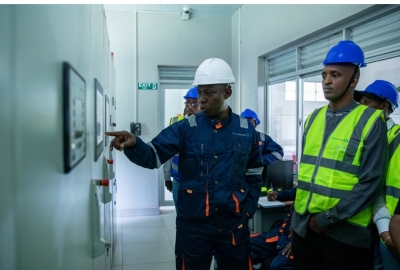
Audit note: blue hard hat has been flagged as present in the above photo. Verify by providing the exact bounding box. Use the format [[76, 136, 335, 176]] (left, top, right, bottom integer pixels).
[[183, 86, 198, 99], [355, 80, 398, 109], [240, 109, 260, 125], [322, 40, 367, 68]]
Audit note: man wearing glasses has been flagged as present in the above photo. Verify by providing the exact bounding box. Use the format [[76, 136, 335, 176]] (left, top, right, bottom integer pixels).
[[163, 86, 200, 212]]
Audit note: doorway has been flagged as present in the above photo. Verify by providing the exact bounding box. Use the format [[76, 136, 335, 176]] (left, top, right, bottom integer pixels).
[[158, 83, 193, 207]]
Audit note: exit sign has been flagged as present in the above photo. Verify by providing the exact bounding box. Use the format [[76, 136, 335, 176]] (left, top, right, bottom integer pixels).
[[138, 83, 158, 90]]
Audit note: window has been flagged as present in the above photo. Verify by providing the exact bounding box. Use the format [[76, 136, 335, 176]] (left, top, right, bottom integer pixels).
[[300, 32, 342, 69], [350, 9, 400, 63], [268, 80, 297, 162], [303, 79, 326, 102], [267, 50, 296, 78], [303, 74, 329, 122], [285, 81, 296, 101]]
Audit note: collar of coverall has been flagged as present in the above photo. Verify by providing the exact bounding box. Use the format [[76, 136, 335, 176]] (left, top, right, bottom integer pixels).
[[204, 106, 233, 129]]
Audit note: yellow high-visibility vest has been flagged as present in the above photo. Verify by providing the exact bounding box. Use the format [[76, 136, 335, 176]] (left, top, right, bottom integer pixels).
[[295, 105, 383, 227], [170, 115, 185, 125], [385, 124, 400, 215]]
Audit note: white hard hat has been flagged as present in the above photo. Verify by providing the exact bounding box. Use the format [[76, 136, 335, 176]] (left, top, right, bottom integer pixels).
[[192, 58, 235, 86]]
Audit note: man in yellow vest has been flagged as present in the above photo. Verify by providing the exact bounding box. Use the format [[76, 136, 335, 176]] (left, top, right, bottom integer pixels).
[[291, 40, 388, 270], [163, 86, 200, 212], [354, 80, 400, 268]]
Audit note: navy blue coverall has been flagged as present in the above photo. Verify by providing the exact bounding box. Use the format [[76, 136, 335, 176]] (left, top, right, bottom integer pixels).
[[257, 132, 284, 166], [124, 108, 263, 270], [250, 188, 296, 270]]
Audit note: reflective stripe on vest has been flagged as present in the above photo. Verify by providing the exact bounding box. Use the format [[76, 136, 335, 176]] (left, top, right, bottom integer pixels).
[[385, 124, 400, 215], [295, 105, 383, 227]]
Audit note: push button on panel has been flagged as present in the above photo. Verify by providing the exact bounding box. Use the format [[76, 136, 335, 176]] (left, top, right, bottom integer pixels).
[[94, 179, 109, 187]]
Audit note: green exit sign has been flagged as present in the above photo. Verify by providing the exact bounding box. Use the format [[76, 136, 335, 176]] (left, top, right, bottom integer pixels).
[[138, 83, 158, 90]]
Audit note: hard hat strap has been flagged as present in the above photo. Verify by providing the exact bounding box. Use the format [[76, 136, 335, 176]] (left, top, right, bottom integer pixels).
[[331, 65, 359, 102]]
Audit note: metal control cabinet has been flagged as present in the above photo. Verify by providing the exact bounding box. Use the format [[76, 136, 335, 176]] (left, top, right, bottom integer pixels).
[[92, 156, 115, 270]]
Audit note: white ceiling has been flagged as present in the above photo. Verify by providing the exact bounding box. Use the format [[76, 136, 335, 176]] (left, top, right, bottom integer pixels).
[[104, 4, 243, 16]]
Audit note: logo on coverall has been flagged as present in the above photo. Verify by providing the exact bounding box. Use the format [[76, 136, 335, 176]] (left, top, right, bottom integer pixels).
[[232, 132, 249, 137]]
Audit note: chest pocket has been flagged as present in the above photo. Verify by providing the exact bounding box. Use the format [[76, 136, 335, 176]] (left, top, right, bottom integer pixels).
[[179, 141, 209, 181], [232, 140, 251, 189]]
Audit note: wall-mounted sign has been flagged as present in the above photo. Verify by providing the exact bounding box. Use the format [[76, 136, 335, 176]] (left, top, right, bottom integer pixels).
[[138, 83, 158, 90]]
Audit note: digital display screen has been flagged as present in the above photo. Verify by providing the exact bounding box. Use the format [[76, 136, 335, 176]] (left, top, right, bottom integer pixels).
[[105, 95, 109, 146], [94, 78, 104, 162], [96, 90, 103, 145], [73, 98, 84, 139], [63, 62, 86, 173]]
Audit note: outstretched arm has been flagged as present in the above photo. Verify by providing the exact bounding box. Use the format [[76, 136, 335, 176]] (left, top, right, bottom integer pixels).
[[105, 123, 180, 169]]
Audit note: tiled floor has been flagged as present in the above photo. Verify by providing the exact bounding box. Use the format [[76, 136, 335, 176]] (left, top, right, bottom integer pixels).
[[112, 206, 215, 270]]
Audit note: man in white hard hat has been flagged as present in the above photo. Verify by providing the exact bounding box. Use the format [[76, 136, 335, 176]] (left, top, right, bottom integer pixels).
[[105, 58, 263, 270]]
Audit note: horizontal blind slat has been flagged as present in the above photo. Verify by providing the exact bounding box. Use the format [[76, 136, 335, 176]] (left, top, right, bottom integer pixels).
[[159, 67, 197, 81], [351, 10, 400, 61], [268, 50, 296, 77], [300, 32, 342, 69]]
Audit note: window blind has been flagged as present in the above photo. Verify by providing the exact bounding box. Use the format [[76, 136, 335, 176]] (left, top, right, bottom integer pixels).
[[268, 50, 296, 77], [300, 32, 342, 69], [351, 10, 400, 63], [159, 67, 196, 81]]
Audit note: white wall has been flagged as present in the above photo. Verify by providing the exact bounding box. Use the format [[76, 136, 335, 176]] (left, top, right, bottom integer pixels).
[[232, 4, 374, 132], [105, 9, 232, 214], [137, 12, 232, 142], [0, 4, 114, 269]]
